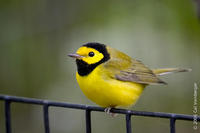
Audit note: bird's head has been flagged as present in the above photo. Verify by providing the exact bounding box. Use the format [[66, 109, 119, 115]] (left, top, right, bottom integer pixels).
[[68, 42, 110, 76]]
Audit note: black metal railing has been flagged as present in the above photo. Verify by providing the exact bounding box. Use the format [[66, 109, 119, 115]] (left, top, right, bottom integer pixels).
[[0, 95, 199, 133]]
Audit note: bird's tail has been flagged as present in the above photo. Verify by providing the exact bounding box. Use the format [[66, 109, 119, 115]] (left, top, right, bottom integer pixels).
[[152, 68, 192, 76]]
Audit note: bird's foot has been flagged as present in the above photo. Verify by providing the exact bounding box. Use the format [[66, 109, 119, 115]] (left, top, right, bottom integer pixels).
[[104, 107, 117, 117]]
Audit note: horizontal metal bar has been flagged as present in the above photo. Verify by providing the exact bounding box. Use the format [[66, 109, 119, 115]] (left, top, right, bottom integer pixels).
[[0, 95, 200, 121]]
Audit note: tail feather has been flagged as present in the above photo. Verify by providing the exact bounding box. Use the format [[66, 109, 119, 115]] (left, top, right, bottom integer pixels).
[[152, 68, 192, 76]]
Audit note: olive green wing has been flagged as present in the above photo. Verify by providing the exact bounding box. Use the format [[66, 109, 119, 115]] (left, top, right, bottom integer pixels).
[[104, 47, 166, 85], [115, 59, 167, 85]]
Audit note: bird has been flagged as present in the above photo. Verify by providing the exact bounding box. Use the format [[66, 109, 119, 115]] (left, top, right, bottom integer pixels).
[[68, 42, 191, 114]]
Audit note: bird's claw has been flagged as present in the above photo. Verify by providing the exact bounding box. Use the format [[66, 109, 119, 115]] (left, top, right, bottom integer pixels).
[[104, 107, 117, 117]]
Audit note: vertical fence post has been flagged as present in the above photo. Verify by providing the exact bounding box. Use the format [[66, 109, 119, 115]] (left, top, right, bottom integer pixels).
[[126, 114, 132, 133], [85, 109, 91, 133], [170, 118, 176, 133], [5, 100, 11, 133], [43, 103, 50, 133]]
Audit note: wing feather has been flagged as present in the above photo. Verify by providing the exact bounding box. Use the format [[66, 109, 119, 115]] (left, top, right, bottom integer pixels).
[[103, 47, 166, 85]]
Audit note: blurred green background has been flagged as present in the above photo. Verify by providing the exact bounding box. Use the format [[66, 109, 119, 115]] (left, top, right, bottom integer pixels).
[[0, 0, 200, 133]]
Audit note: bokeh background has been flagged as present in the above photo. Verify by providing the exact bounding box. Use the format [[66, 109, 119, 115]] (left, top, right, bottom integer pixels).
[[0, 0, 200, 133]]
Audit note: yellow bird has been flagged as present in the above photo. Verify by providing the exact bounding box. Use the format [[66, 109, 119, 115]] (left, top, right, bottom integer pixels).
[[68, 42, 191, 113]]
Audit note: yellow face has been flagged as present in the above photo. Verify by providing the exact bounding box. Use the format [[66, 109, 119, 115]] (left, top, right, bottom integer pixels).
[[76, 46, 104, 64]]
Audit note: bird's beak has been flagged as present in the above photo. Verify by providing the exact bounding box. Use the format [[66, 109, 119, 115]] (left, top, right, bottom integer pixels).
[[68, 53, 84, 59]]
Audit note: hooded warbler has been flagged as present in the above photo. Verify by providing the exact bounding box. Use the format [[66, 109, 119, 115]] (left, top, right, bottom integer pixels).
[[68, 42, 191, 111]]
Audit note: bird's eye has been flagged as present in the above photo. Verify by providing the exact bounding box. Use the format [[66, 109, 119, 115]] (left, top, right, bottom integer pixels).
[[88, 52, 95, 57]]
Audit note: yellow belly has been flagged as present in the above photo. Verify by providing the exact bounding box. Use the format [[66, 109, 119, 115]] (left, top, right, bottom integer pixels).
[[76, 66, 145, 107]]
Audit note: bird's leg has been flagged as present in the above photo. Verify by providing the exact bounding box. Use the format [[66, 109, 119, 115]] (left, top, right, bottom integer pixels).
[[104, 107, 112, 114], [104, 107, 118, 117]]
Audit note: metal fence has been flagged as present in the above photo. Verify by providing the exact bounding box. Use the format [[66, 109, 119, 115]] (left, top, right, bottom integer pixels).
[[0, 95, 199, 133]]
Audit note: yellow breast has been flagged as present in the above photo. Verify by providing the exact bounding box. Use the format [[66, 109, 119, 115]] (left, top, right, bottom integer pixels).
[[76, 65, 145, 107]]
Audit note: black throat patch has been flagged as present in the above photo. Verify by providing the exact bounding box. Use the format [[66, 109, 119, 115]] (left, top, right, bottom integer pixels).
[[76, 42, 110, 76]]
